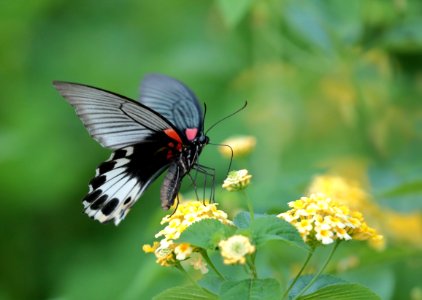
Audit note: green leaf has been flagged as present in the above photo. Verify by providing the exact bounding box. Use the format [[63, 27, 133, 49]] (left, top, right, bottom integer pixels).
[[216, 0, 254, 28], [339, 265, 395, 300], [381, 180, 422, 197], [220, 278, 281, 300], [289, 275, 346, 296], [382, 20, 422, 52], [153, 285, 218, 300], [198, 274, 224, 295], [288, 275, 380, 300], [300, 284, 380, 300], [178, 219, 236, 249], [249, 215, 309, 251], [233, 211, 251, 228]]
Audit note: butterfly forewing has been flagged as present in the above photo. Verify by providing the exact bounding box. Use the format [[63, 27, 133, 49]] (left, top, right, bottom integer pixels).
[[53, 81, 180, 150]]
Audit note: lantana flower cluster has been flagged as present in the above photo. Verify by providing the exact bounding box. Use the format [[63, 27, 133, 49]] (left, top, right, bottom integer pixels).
[[222, 169, 252, 192], [219, 235, 256, 264], [278, 193, 383, 246], [143, 200, 232, 271]]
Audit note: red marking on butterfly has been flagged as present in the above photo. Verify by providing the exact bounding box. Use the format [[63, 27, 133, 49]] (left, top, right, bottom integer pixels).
[[185, 128, 198, 141], [164, 128, 182, 143]]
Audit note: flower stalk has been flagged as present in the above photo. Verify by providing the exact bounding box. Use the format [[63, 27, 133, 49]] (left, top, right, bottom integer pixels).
[[293, 241, 341, 299], [174, 261, 201, 289], [242, 190, 255, 221], [199, 249, 226, 280], [282, 247, 315, 299]]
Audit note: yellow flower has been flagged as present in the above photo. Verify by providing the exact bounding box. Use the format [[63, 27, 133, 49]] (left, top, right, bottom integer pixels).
[[310, 174, 422, 248], [278, 193, 383, 246], [383, 210, 422, 247], [142, 241, 159, 253], [219, 135, 256, 158], [174, 243, 193, 260], [222, 169, 252, 192], [144, 199, 233, 267], [308, 175, 371, 211], [219, 235, 255, 265]]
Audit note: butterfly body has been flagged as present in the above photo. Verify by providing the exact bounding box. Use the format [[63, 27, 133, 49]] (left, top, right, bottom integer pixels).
[[54, 74, 211, 225]]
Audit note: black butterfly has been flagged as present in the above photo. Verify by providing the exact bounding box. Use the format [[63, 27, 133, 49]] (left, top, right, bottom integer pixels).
[[53, 74, 213, 225]]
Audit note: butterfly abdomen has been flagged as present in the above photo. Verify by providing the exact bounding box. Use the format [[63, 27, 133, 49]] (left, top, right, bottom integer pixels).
[[160, 163, 182, 210]]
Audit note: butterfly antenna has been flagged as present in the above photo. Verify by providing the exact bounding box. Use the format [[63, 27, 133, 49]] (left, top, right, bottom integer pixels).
[[202, 102, 207, 131], [205, 101, 248, 135], [208, 142, 234, 175]]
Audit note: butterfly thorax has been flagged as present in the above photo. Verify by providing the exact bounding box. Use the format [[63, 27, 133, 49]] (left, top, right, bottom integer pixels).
[[178, 134, 209, 172], [159, 134, 209, 210]]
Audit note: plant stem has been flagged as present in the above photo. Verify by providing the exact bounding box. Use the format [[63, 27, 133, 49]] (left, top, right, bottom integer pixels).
[[175, 262, 200, 288], [247, 253, 258, 279], [200, 249, 226, 280], [293, 241, 341, 299], [242, 190, 255, 221], [282, 247, 315, 299]]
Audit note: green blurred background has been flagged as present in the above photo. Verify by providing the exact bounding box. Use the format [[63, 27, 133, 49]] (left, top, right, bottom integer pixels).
[[1, 0, 422, 299]]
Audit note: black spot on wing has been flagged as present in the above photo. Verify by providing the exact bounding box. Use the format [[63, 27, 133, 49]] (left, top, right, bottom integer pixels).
[[101, 198, 119, 215], [90, 175, 106, 190], [98, 161, 116, 174], [113, 149, 127, 159], [84, 190, 102, 203], [123, 197, 131, 205], [90, 194, 107, 210]]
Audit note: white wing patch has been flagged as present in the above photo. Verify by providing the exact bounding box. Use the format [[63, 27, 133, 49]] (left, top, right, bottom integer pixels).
[[82, 146, 146, 225]]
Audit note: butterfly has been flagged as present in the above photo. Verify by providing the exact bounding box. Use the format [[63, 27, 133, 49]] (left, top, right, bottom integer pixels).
[[53, 74, 213, 225]]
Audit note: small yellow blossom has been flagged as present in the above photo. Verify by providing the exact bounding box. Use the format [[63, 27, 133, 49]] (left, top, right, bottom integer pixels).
[[219, 235, 255, 264], [142, 241, 159, 253], [278, 193, 383, 246], [144, 199, 233, 267], [174, 243, 193, 260], [222, 169, 252, 192], [219, 135, 256, 158]]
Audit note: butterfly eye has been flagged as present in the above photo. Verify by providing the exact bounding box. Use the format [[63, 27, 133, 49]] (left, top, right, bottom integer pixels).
[[197, 135, 208, 144]]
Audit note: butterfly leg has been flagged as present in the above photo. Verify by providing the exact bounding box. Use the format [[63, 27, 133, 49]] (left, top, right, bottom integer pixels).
[[193, 164, 216, 203], [186, 172, 200, 201]]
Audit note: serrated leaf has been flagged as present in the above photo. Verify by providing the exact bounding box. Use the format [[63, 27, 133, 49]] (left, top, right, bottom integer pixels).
[[153, 285, 218, 300], [288, 275, 380, 300], [217, 0, 254, 27], [300, 283, 380, 300], [178, 219, 236, 249], [249, 215, 309, 251], [220, 278, 281, 300]]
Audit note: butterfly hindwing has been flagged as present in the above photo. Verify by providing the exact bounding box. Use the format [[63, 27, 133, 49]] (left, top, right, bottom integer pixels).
[[83, 138, 172, 225], [139, 74, 204, 134]]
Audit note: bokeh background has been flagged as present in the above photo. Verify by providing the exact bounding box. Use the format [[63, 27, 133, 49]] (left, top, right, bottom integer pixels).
[[1, 0, 422, 299]]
